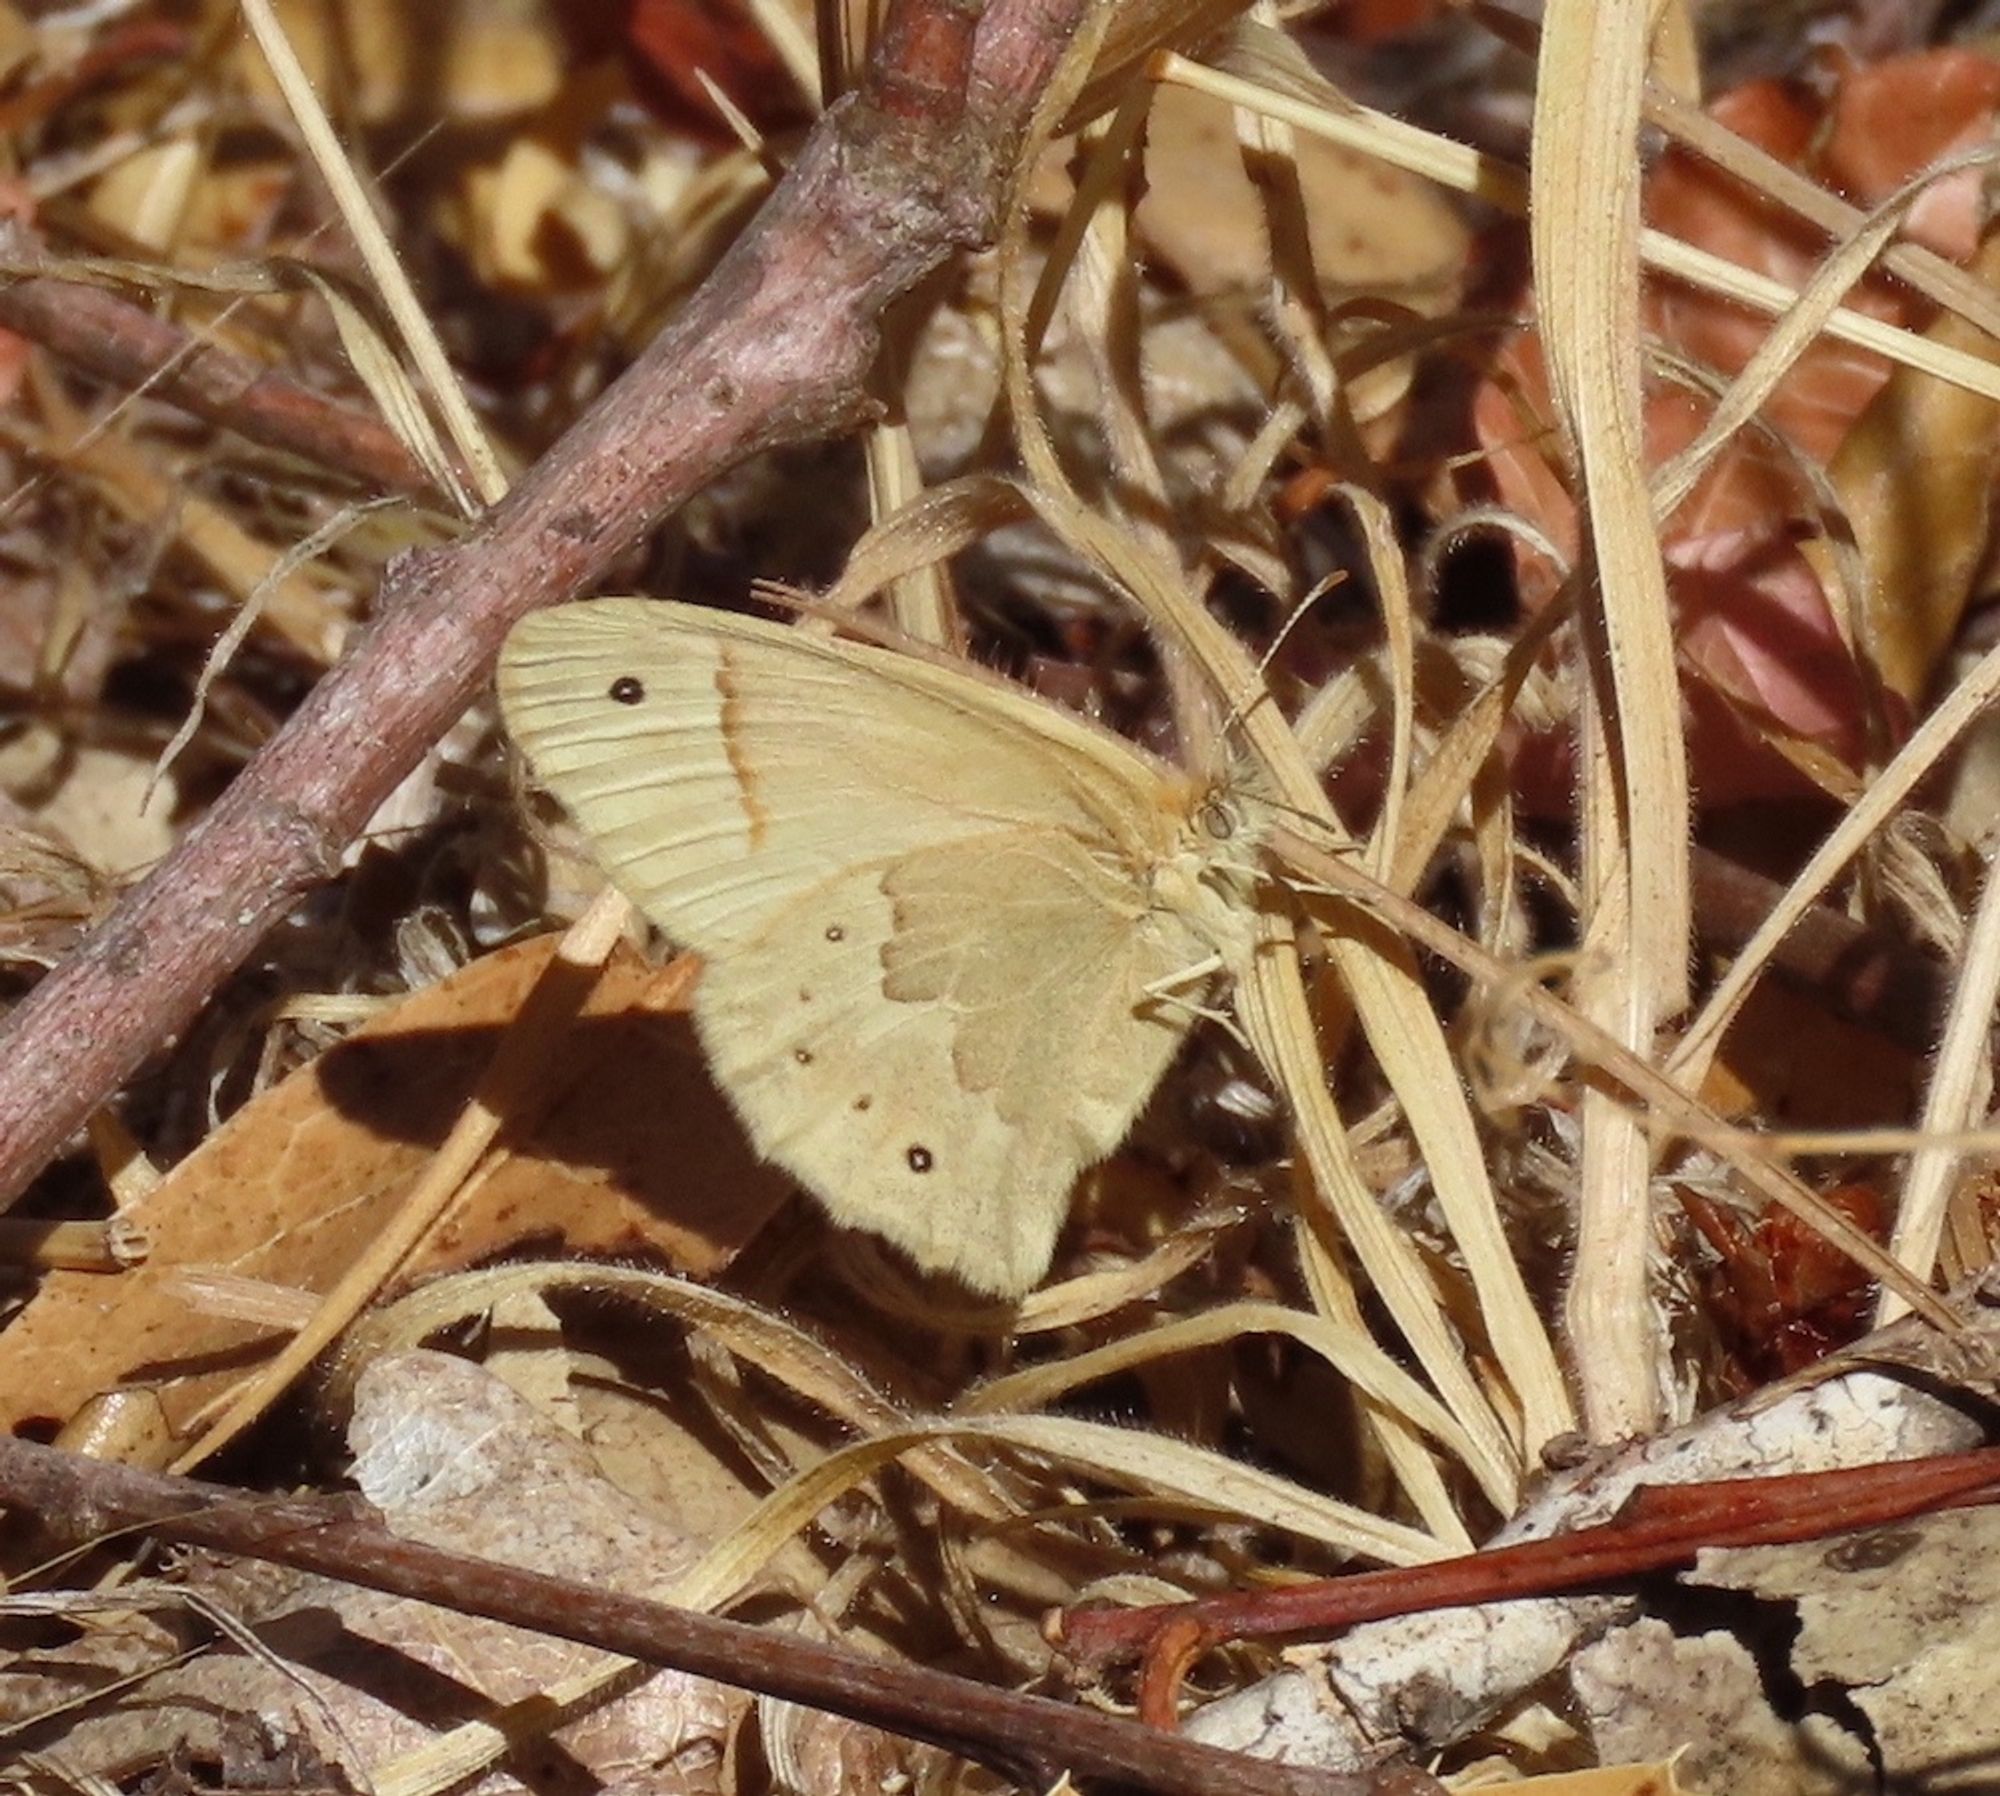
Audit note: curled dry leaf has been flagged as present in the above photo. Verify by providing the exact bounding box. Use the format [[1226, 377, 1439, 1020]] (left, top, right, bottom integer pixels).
[[616, 0, 814, 140], [1187, 1288, 1998, 1771], [0, 1350, 746, 1791], [1576, 1504, 2000, 1796], [0, 933, 790, 1447], [1831, 229, 2000, 705]]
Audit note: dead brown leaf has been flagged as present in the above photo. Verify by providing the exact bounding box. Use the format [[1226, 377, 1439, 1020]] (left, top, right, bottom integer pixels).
[[0, 933, 790, 1446]]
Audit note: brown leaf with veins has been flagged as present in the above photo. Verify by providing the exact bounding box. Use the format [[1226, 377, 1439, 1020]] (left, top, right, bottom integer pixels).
[[0, 933, 791, 1447]]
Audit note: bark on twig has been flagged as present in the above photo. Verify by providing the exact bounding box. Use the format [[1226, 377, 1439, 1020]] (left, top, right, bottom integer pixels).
[[0, 250, 431, 497], [0, 0, 1072, 1204], [1175, 1299, 1999, 1769], [1058, 1445, 2000, 1664], [0, 1436, 1441, 1796]]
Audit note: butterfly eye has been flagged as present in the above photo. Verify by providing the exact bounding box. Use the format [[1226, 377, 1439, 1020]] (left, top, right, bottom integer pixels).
[[1199, 798, 1236, 841], [608, 675, 646, 705]]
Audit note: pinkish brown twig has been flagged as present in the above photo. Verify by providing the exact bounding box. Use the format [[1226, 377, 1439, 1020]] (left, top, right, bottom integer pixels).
[[0, 0, 1076, 1205], [1054, 1444, 2000, 1667], [0, 1434, 1440, 1796]]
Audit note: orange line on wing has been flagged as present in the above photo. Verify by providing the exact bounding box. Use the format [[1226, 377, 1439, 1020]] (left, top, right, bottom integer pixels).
[[713, 646, 769, 849]]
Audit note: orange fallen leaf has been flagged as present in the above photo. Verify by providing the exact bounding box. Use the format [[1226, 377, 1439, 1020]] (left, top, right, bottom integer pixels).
[[0, 934, 791, 1445]]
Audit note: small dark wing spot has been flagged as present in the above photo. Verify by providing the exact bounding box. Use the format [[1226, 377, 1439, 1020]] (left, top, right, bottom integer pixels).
[[793, 1048, 814, 1065], [853, 1095, 873, 1112], [825, 924, 846, 942], [608, 675, 646, 705], [798, 988, 812, 1003], [906, 1145, 933, 1173]]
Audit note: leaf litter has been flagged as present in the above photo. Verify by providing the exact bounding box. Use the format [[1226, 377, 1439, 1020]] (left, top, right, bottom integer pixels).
[[7, 2, 2000, 1792]]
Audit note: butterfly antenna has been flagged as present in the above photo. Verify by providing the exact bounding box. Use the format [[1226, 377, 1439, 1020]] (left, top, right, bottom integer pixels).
[[1217, 573, 1348, 747], [1253, 793, 1358, 858]]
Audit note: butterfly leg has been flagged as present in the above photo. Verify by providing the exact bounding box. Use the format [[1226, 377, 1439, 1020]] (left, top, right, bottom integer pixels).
[[1139, 956, 1255, 1052]]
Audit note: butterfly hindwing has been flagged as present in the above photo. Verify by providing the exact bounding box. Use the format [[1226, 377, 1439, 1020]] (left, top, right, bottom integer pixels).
[[694, 833, 1206, 1295]]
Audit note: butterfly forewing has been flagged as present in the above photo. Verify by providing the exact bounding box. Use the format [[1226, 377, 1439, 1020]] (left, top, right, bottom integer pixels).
[[497, 599, 1186, 954]]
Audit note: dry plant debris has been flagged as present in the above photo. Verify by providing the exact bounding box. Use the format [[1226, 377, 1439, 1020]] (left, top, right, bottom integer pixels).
[[4, 1, 2000, 1793]]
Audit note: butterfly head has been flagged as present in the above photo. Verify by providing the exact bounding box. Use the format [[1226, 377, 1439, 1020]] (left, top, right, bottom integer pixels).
[[1145, 774, 1270, 941]]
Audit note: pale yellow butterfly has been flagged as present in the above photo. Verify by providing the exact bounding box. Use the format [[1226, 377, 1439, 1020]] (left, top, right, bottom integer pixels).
[[497, 597, 1270, 1297]]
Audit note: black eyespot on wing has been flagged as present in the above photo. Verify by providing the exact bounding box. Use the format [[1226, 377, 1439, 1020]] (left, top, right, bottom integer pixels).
[[793, 1048, 813, 1065], [608, 675, 646, 705], [906, 1145, 933, 1173], [825, 924, 846, 942]]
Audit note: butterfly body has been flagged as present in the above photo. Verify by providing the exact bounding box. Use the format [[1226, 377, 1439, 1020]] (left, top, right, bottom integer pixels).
[[498, 598, 1267, 1296]]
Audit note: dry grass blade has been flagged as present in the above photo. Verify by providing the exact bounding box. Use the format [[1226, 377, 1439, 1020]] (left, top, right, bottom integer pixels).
[[1647, 82, 2000, 346], [1529, 0, 1687, 1440], [168, 889, 634, 1471], [344, 1256, 1015, 1795], [1672, 641, 2000, 1086], [1652, 146, 1999, 522], [286, 267, 474, 513], [1336, 485, 1416, 882], [238, 0, 499, 507], [16, 7, 2000, 1787], [989, 56, 1572, 1468], [148, 499, 397, 793], [1169, 38, 2000, 404], [1267, 821, 1956, 1333], [671, 1414, 1447, 1618], [1879, 851, 2000, 1321], [960, 1300, 1479, 1468], [806, 470, 1546, 1497]]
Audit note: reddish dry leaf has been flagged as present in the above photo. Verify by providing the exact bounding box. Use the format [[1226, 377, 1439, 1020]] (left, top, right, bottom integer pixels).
[[1329, 0, 1445, 44], [1472, 48, 2000, 807], [0, 174, 37, 408], [0, 934, 790, 1444], [1698, 977, 1918, 1132], [607, 0, 810, 139], [1679, 1181, 1886, 1385]]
